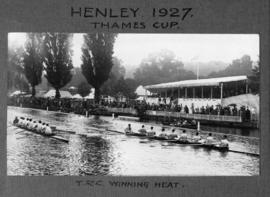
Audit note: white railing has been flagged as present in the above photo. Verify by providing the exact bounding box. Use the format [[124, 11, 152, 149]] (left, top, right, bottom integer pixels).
[[106, 107, 137, 115], [106, 107, 242, 123], [146, 110, 242, 122]]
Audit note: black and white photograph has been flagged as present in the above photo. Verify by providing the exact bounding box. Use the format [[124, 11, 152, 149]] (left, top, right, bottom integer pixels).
[[7, 33, 260, 176]]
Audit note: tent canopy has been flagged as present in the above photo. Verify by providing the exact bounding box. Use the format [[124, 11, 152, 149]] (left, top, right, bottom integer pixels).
[[136, 96, 145, 101], [10, 90, 27, 97], [72, 94, 83, 99], [43, 89, 72, 98], [84, 88, 95, 99], [135, 85, 152, 96], [145, 76, 248, 91]]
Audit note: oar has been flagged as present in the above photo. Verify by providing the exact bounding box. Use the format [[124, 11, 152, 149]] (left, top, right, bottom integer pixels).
[[51, 135, 69, 143], [106, 129, 124, 134], [227, 150, 259, 157], [15, 130, 25, 134], [55, 129, 76, 134], [181, 143, 260, 157]]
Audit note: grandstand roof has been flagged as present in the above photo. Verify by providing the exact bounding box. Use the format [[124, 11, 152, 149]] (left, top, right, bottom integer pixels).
[[144, 75, 248, 90]]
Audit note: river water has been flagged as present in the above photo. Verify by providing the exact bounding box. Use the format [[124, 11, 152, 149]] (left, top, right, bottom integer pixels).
[[7, 107, 259, 176]]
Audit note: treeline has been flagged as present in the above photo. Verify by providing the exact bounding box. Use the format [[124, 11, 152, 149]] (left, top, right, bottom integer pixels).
[[9, 34, 260, 101], [8, 33, 117, 103], [131, 50, 259, 93]]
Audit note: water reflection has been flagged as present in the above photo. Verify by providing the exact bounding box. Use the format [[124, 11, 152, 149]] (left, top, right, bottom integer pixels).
[[201, 125, 258, 137], [7, 107, 260, 176], [69, 135, 111, 175]]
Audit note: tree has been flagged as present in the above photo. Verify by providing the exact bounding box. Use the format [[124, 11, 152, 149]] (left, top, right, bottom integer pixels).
[[208, 55, 253, 78], [8, 47, 29, 92], [77, 81, 91, 97], [248, 60, 260, 94], [114, 76, 130, 96], [134, 50, 196, 85], [81, 33, 117, 103], [101, 57, 126, 95], [43, 33, 73, 99], [65, 67, 89, 89], [124, 78, 138, 98], [22, 33, 44, 97]]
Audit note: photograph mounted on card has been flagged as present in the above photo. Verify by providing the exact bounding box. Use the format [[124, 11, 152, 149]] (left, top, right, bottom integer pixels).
[[0, 0, 269, 197]]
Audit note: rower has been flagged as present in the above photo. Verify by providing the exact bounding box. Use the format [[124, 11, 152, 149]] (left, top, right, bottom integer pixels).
[[28, 119, 34, 130], [147, 126, 156, 137], [219, 135, 229, 147], [13, 116, 19, 125], [34, 121, 39, 130], [25, 118, 31, 129], [36, 121, 43, 133], [44, 124, 52, 134], [205, 133, 215, 145], [124, 124, 133, 134], [192, 132, 202, 142], [179, 130, 188, 142], [167, 129, 178, 140], [21, 117, 27, 127], [138, 125, 147, 135], [158, 128, 167, 139], [31, 121, 37, 130], [41, 123, 46, 133], [17, 117, 23, 126]]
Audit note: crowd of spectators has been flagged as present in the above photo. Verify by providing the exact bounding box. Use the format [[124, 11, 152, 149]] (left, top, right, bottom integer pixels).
[[8, 95, 253, 122]]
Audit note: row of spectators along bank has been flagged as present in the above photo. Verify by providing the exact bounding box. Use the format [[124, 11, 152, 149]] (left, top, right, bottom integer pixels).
[[8, 96, 254, 122]]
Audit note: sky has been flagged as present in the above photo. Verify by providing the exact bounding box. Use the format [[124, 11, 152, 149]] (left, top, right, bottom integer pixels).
[[9, 33, 259, 69]]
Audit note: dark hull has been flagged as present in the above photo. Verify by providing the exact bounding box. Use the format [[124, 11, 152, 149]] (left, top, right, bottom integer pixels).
[[166, 140, 201, 145], [125, 132, 147, 137], [198, 144, 229, 151], [124, 131, 228, 151]]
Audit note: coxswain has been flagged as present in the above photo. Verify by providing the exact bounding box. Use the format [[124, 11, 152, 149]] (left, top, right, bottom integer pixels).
[[44, 124, 52, 135], [31, 121, 37, 131], [158, 128, 167, 139], [167, 129, 178, 140], [138, 125, 147, 135], [205, 133, 215, 145], [179, 130, 188, 142], [124, 124, 133, 134], [13, 116, 19, 125], [147, 126, 156, 137], [219, 135, 229, 147], [192, 132, 202, 142]]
